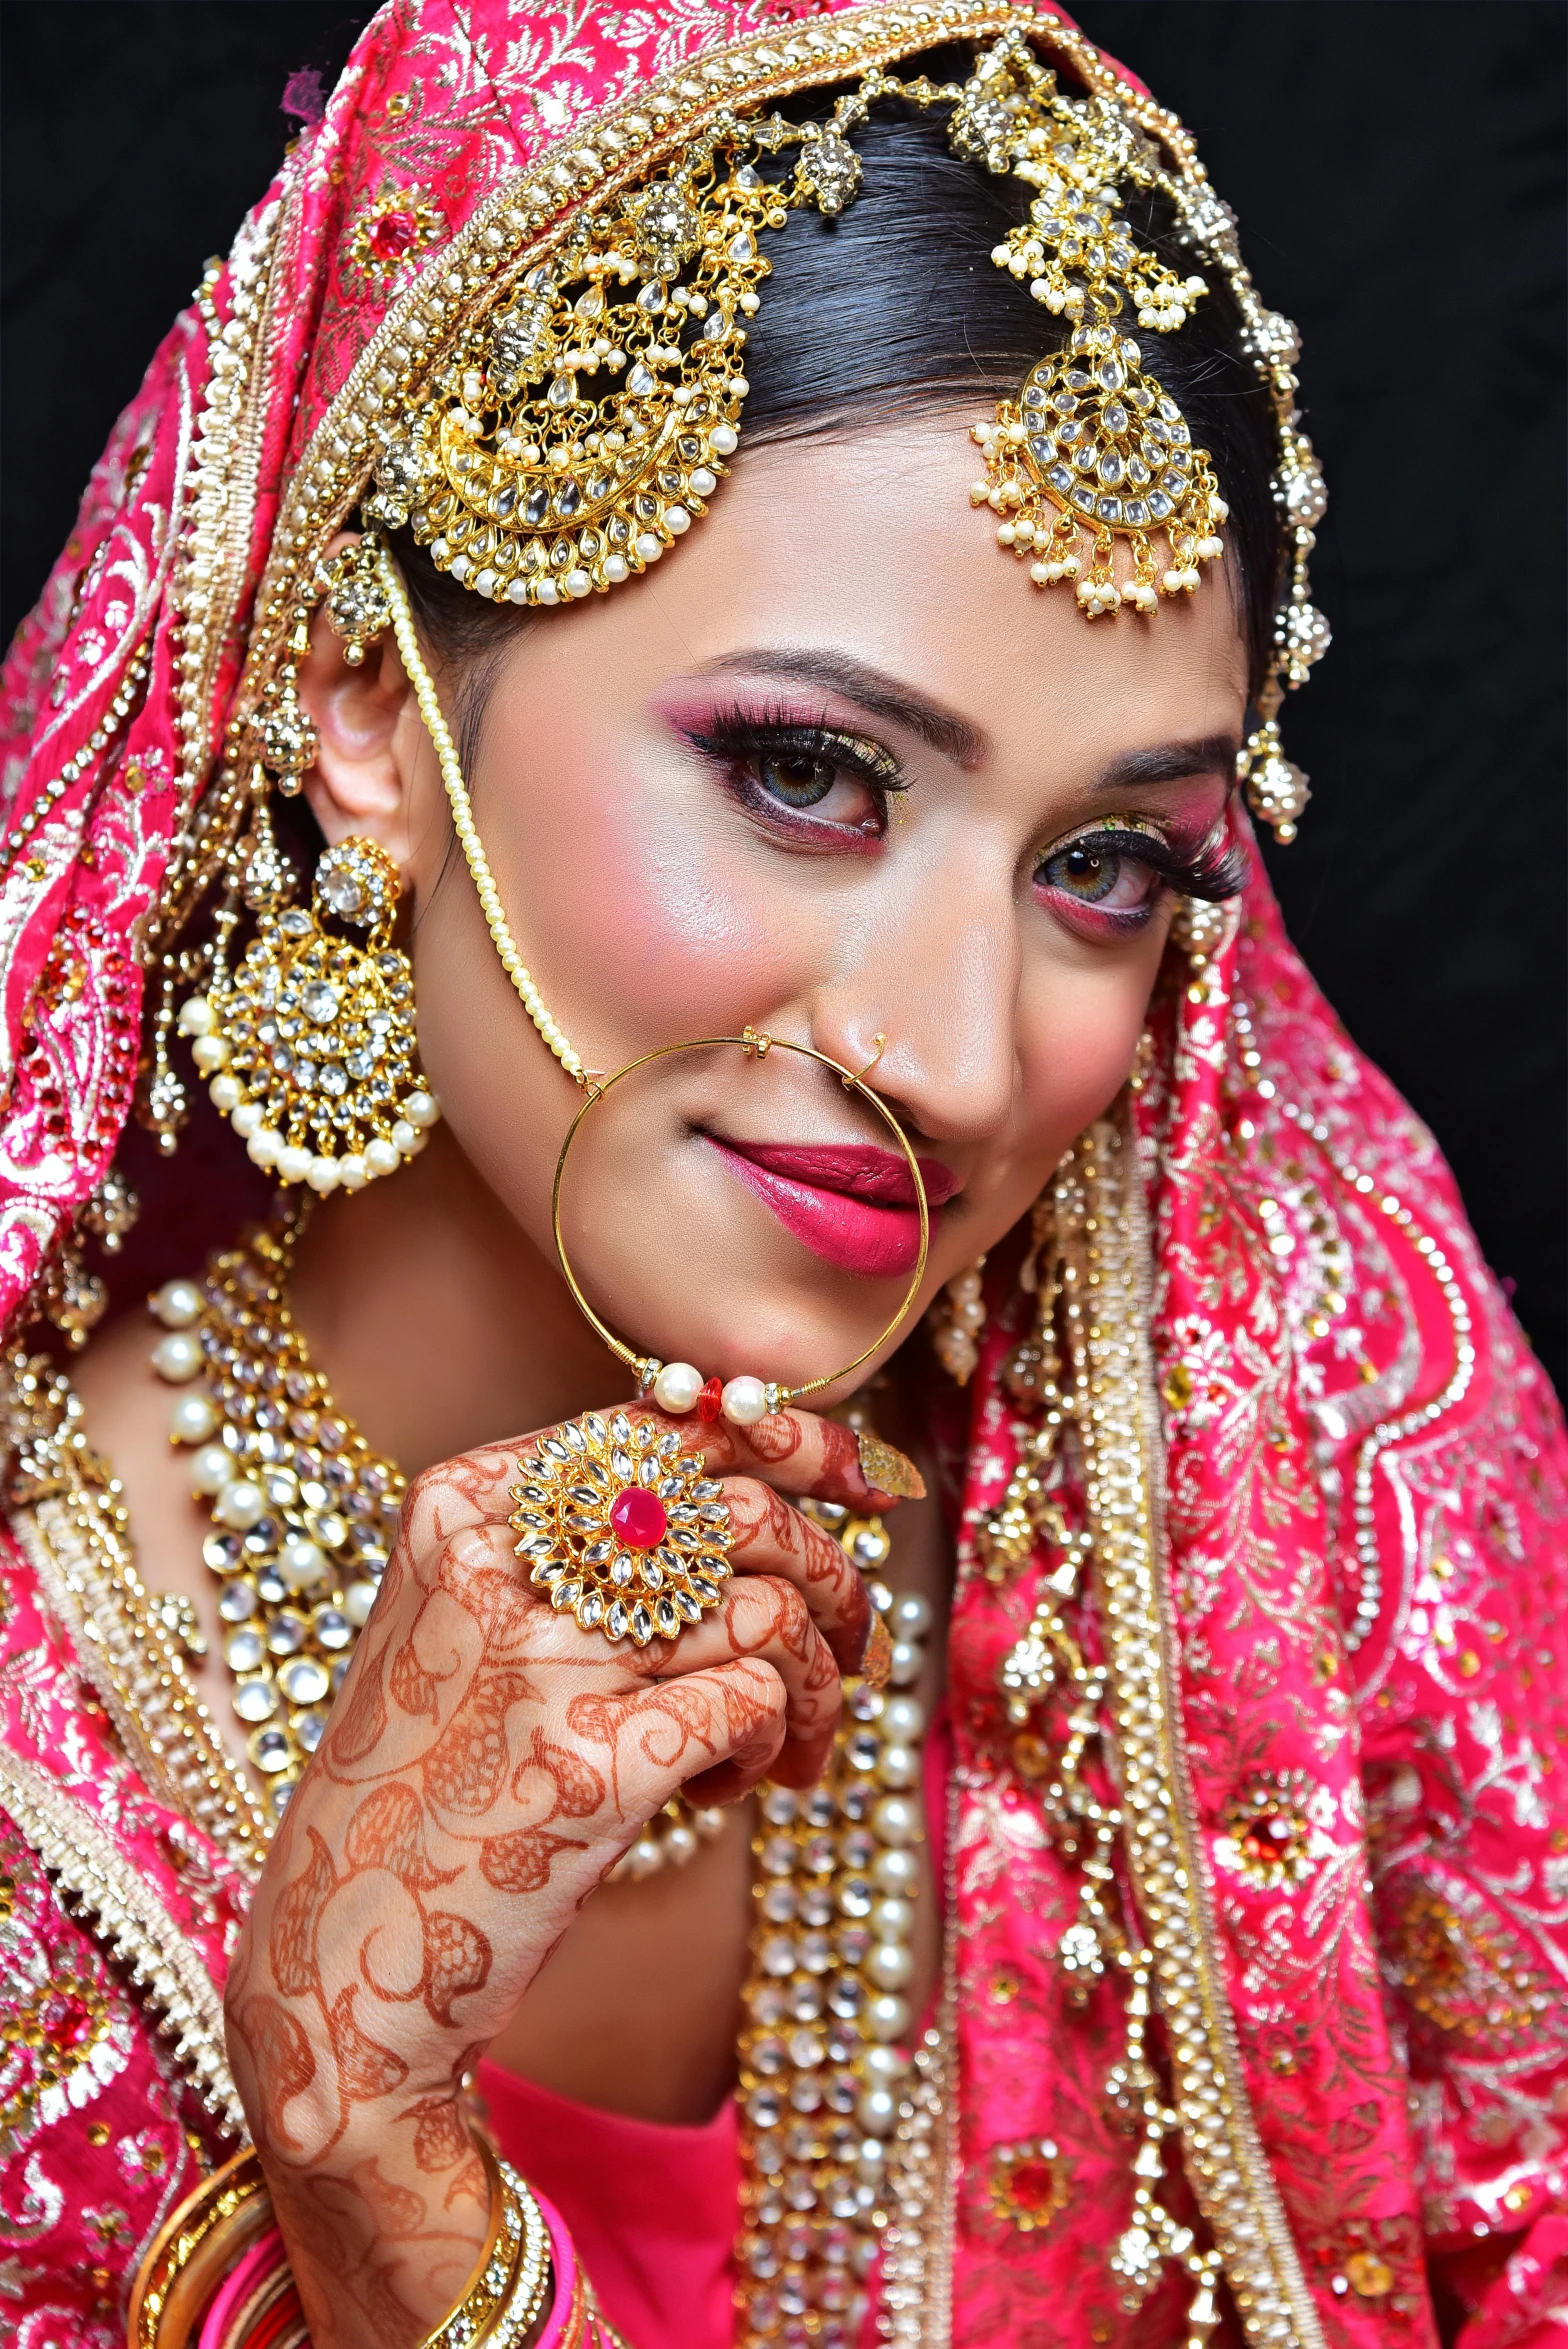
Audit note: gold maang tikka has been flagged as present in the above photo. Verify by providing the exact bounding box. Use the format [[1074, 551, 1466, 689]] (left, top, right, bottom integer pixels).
[[957, 33, 1227, 618]]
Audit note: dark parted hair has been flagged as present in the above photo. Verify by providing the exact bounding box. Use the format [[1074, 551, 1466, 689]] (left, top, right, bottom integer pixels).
[[394, 75, 1282, 728]]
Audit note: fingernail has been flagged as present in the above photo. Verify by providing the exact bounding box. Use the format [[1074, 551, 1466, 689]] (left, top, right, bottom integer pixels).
[[859, 1612, 893, 1689], [857, 1431, 925, 1501]]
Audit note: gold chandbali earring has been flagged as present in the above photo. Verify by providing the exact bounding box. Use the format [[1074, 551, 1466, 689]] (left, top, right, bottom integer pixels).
[[369, 543, 930, 1652], [179, 837, 440, 1193]]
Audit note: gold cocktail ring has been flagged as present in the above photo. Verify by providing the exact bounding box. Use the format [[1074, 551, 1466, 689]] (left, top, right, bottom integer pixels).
[[508, 1032, 931, 1649]]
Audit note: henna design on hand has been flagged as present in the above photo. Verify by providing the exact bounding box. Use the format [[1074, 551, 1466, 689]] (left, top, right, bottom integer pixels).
[[229, 1400, 879, 2346]]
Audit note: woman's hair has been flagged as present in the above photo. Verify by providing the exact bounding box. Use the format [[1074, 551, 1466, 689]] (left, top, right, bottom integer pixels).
[[394, 80, 1282, 734]]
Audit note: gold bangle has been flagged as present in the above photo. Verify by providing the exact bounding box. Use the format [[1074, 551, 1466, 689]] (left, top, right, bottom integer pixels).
[[420, 2144, 551, 2349], [127, 2150, 276, 2348]]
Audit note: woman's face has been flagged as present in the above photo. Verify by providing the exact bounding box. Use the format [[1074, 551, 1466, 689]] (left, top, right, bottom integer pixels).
[[311, 416, 1248, 1395]]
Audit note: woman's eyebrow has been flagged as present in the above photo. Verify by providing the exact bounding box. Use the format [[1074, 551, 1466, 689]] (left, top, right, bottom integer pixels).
[[696, 648, 988, 769], [1087, 735, 1240, 796]]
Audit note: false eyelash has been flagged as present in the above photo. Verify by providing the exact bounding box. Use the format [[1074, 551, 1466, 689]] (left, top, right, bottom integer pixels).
[[680, 704, 911, 794], [1057, 824, 1246, 903]]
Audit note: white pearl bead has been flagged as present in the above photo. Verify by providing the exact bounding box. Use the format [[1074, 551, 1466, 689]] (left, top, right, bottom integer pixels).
[[863, 1992, 910, 2044], [664, 1825, 699, 1866], [306, 1157, 340, 1194], [871, 1794, 920, 1847], [343, 1579, 379, 1627], [871, 1846, 918, 1895], [689, 468, 717, 497], [624, 1836, 663, 1879], [604, 554, 629, 583], [403, 1091, 439, 1130], [890, 1591, 933, 1641], [880, 1695, 925, 1743], [214, 1478, 266, 1531], [191, 1034, 229, 1075], [866, 1940, 914, 1991], [709, 424, 739, 456], [391, 1120, 419, 1156], [209, 1075, 242, 1115], [870, 1897, 915, 1942], [176, 996, 214, 1037], [862, 2040, 909, 2080], [665, 505, 691, 534], [876, 1742, 920, 1790], [230, 1101, 263, 1139], [152, 1278, 203, 1330], [652, 1361, 703, 1414], [635, 533, 662, 562], [721, 1375, 768, 1427], [189, 1442, 236, 1496], [338, 1154, 369, 1191], [151, 1330, 203, 1383], [856, 2084, 898, 2135], [365, 1138, 400, 1178], [887, 1640, 922, 1688], [278, 1537, 329, 1592], [535, 578, 560, 605], [168, 1391, 217, 1445], [277, 1144, 313, 1185], [247, 1128, 282, 1169]]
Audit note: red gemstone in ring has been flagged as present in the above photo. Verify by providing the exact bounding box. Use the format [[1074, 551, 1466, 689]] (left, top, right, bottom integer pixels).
[[609, 1487, 668, 1550]]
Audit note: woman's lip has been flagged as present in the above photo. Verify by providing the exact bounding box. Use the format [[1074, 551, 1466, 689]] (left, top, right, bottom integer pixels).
[[715, 1139, 960, 1208], [707, 1139, 941, 1278]]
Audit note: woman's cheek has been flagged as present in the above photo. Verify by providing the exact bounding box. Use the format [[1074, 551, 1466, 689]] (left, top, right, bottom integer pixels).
[[1019, 952, 1159, 1151], [494, 745, 806, 1052]]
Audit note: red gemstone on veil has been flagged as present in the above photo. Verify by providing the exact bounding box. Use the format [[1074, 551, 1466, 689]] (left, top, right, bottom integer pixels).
[[609, 1486, 668, 1550], [366, 210, 421, 263]]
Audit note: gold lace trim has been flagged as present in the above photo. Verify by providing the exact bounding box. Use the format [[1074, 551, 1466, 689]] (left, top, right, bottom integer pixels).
[[1072, 1111, 1324, 2349]]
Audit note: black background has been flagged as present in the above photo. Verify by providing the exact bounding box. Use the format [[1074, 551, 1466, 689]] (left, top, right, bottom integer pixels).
[[3, 2, 1564, 1396]]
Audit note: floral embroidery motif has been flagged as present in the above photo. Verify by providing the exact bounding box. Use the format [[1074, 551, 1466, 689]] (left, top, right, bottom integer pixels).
[[987, 2138, 1069, 2235], [1386, 1875, 1551, 2041], [1215, 1772, 1327, 1892], [346, 185, 446, 285]]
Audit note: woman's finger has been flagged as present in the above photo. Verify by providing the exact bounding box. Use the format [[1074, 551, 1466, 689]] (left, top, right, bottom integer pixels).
[[673, 1403, 925, 1509], [720, 1475, 873, 1677]]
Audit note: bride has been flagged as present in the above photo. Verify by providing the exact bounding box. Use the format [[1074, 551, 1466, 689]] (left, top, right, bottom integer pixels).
[[0, 4, 1562, 2346]]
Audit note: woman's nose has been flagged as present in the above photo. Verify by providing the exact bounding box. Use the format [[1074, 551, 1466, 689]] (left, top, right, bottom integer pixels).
[[814, 877, 1019, 1147]]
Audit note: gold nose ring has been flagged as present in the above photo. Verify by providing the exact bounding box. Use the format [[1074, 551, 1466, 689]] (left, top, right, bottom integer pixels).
[[845, 1033, 887, 1090]]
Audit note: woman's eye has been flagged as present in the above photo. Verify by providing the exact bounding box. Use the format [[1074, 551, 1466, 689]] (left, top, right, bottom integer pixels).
[[755, 750, 840, 809], [1037, 832, 1162, 918]]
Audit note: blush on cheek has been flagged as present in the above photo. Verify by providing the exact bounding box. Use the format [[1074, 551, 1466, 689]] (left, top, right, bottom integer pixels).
[[1021, 974, 1152, 1152], [530, 784, 801, 1044]]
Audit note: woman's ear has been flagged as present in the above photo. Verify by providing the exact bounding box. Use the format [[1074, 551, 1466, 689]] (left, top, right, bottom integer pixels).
[[294, 535, 422, 866]]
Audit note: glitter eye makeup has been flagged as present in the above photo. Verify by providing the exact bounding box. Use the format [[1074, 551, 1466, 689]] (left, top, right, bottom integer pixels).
[[682, 706, 910, 844]]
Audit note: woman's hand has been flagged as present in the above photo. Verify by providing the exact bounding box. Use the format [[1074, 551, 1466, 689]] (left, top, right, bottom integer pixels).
[[223, 1400, 907, 2349]]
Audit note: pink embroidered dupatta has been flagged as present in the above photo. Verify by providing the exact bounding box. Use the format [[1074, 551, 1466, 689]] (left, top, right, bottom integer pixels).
[[0, 2, 1561, 2342]]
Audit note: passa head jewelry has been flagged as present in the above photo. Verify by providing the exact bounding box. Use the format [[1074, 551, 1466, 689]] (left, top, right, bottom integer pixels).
[[179, 837, 440, 1193]]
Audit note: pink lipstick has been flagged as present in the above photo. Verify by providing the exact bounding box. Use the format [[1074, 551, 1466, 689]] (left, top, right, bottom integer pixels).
[[708, 1138, 956, 1278]]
